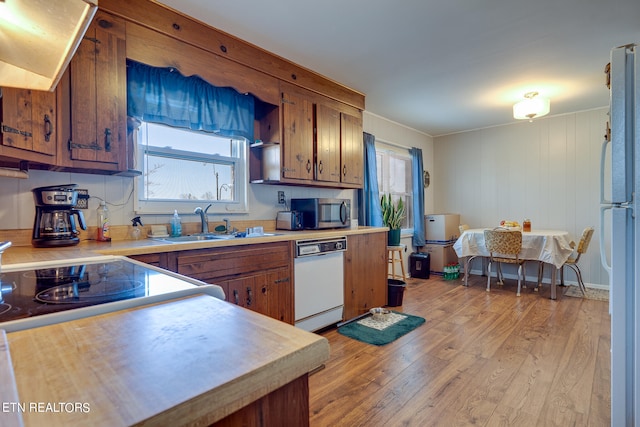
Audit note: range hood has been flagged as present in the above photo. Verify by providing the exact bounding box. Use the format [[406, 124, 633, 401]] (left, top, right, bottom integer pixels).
[[0, 0, 98, 92]]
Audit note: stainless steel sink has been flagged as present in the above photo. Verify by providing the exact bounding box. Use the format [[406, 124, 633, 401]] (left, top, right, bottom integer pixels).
[[152, 234, 233, 243], [152, 232, 282, 243]]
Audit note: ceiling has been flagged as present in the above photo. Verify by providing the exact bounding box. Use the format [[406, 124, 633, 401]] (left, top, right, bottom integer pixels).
[[155, 0, 640, 137]]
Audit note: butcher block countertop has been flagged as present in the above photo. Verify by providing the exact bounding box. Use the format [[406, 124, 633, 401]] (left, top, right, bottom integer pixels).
[[2, 294, 329, 427]]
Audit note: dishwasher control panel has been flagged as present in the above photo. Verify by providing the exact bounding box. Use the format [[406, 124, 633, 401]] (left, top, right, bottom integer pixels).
[[295, 237, 347, 257]]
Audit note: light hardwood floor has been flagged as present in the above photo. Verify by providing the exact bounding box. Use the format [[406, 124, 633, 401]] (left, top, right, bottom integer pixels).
[[309, 274, 611, 426]]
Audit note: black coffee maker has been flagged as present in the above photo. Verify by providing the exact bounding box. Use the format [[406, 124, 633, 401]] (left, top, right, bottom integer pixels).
[[32, 184, 87, 248]]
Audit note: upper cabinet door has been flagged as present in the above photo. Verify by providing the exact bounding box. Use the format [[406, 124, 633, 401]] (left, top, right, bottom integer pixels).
[[68, 11, 126, 170], [0, 88, 57, 161], [315, 103, 341, 183], [281, 90, 314, 181], [340, 112, 363, 186]]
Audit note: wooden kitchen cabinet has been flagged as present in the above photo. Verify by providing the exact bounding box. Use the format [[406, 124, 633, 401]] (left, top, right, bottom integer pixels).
[[281, 87, 314, 181], [255, 268, 293, 323], [315, 103, 341, 183], [340, 112, 364, 186], [0, 87, 57, 164], [224, 267, 292, 323], [171, 242, 294, 324], [317, 106, 363, 186], [226, 276, 255, 308], [58, 10, 127, 172], [128, 253, 170, 269], [251, 82, 364, 189], [343, 231, 388, 321]]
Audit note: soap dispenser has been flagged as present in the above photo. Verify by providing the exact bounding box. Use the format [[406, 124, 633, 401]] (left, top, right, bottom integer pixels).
[[170, 210, 182, 237]]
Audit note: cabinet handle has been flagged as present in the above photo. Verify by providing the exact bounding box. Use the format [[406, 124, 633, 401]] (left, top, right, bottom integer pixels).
[[318, 160, 323, 173], [246, 287, 252, 306], [262, 286, 267, 294], [44, 114, 53, 142], [306, 159, 312, 173], [274, 277, 290, 284], [233, 289, 239, 305], [343, 164, 347, 177], [104, 128, 112, 152]]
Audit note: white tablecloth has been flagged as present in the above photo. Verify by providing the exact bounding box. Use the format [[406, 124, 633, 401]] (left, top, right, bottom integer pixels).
[[453, 228, 574, 269]]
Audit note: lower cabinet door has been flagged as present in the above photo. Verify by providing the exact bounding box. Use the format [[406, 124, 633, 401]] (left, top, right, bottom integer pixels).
[[226, 276, 255, 309], [225, 268, 293, 324], [254, 268, 292, 324]]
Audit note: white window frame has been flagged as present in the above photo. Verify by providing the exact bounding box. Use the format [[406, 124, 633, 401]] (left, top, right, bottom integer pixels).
[[376, 143, 414, 234], [132, 121, 248, 215]]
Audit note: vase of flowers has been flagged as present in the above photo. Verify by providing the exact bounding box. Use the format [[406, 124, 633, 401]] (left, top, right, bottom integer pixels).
[[381, 193, 405, 246]]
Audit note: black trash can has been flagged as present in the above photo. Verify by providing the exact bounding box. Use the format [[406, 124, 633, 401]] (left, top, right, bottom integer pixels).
[[410, 252, 430, 279], [387, 279, 406, 307]]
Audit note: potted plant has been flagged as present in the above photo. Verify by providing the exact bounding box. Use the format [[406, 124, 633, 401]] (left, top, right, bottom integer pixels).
[[381, 193, 405, 246]]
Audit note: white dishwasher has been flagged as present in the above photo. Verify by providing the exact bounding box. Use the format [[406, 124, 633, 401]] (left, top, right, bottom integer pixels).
[[294, 236, 346, 332]]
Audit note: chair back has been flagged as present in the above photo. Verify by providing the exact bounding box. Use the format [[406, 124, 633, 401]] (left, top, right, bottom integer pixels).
[[484, 228, 522, 258], [569, 226, 595, 264], [576, 227, 594, 255], [459, 224, 470, 234]]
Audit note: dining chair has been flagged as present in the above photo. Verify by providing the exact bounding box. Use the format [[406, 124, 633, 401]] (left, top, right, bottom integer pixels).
[[560, 226, 595, 295], [483, 228, 527, 296]]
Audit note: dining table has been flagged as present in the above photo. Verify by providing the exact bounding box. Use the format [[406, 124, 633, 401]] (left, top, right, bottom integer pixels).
[[453, 228, 575, 299]]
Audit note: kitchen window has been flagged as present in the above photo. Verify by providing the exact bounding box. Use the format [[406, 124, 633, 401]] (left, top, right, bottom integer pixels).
[[126, 60, 254, 215], [133, 121, 247, 214], [376, 146, 414, 231]]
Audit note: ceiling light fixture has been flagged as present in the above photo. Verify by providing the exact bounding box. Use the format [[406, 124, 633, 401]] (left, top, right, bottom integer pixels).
[[513, 91, 550, 122]]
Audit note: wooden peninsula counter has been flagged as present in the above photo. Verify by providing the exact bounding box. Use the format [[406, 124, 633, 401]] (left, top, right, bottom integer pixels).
[[3, 293, 329, 426]]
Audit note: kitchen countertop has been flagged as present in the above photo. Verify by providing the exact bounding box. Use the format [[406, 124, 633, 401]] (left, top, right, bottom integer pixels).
[[1, 226, 388, 265], [0, 227, 384, 426], [2, 293, 329, 426]]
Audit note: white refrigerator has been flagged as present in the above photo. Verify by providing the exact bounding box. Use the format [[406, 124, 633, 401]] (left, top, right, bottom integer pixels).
[[601, 43, 640, 426]]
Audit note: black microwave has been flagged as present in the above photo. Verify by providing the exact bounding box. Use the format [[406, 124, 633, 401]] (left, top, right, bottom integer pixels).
[[290, 198, 351, 229]]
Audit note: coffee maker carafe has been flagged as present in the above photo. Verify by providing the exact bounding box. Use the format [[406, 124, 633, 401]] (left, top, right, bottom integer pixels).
[[32, 184, 87, 248]]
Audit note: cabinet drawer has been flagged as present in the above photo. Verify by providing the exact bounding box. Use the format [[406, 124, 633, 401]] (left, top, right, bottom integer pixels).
[[128, 253, 169, 268], [176, 242, 291, 282]]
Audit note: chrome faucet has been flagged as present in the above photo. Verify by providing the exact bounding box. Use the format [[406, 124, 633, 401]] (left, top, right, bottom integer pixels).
[[194, 204, 212, 234]]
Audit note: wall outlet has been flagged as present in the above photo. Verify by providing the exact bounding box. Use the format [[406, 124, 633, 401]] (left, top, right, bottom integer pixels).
[[277, 191, 285, 205], [76, 189, 89, 209]]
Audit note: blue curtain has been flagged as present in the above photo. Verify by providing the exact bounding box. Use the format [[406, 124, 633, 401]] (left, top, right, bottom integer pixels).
[[358, 132, 383, 226], [126, 60, 255, 141], [410, 147, 426, 247]]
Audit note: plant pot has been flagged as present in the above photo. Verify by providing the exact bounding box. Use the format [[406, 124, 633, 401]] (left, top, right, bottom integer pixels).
[[387, 228, 401, 246]]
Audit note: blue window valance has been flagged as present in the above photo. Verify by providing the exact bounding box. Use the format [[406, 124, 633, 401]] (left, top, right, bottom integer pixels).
[[126, 60, 254, 141]]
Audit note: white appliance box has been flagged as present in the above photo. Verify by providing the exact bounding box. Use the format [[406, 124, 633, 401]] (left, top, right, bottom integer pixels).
[[425, 213, 460, 243]]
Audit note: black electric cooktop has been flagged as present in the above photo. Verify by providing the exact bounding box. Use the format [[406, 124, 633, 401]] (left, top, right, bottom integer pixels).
[[0, 258, 199, 323]]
